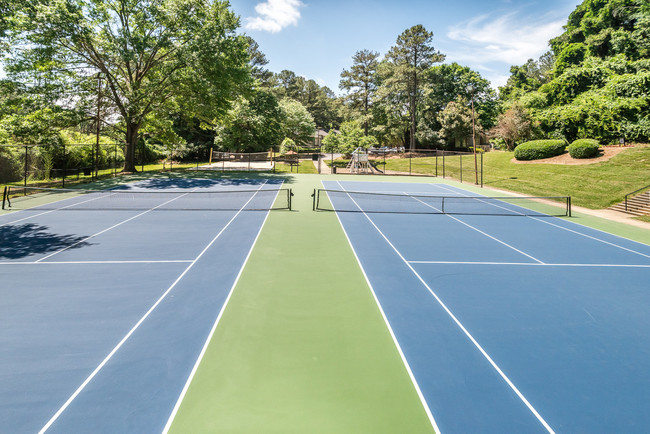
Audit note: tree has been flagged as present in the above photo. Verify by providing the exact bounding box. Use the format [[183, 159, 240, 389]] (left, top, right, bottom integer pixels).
[[214, 90, 283, 152], [383, 25, 444, 151], [490, 104, 532, 150], [278, 98, 316, 146], [437, 96, 474, 148], [4, 0, 250, 171], [340, 49, 380, 136], [419, 62, 497, 146]]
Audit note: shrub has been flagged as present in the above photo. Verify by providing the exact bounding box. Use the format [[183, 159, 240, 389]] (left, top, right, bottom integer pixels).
[[568, 139, 600, 158], [514, 139, 567, 160]]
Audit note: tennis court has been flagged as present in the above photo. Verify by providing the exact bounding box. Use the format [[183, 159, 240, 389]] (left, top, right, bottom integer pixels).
[[0, 177, 290, 433], [2, 174, 650, 433], [322, 179, 650, 433]]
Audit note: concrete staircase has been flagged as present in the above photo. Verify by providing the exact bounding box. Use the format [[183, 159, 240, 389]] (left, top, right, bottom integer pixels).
[[609, 190, 650, 216]]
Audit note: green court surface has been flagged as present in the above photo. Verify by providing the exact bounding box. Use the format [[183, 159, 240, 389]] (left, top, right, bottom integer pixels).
[[168, 174, 435, 433], [167, 173, 649, 432]]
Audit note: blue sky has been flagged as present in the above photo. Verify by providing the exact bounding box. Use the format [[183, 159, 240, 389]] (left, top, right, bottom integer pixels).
[[229, 0, 584, 93]]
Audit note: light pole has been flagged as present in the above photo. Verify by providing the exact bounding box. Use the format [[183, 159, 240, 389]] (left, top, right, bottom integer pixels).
[[467, 84, 478, 185]]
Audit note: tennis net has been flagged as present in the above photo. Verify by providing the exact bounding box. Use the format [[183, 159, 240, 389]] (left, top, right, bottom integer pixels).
[[312, 189, 571, 217], [2, 186, 293, 211]]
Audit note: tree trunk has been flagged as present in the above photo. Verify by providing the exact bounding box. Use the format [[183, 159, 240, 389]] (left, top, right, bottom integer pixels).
[[123, 123, 140, 172]]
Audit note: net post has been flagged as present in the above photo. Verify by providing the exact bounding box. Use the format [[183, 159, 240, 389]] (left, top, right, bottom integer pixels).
[[460, 154, 463, 183], [312, 189, 316, 211], [288, 189, 293, 210], [2, 186, 7, 210], [568, 196, 572, 217], [480, 152, 483, 188]]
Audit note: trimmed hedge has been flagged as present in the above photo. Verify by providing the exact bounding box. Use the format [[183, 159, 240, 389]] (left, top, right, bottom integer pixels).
[[514, 140, 567, 160], [568, 139, 600, 159]]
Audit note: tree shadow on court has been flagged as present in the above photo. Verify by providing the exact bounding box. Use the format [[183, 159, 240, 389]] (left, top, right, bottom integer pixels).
[[0, 223, 91, 259]]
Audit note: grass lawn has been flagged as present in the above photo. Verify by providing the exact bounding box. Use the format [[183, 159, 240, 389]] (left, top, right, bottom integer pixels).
[[385, 147, 650, 209], [273, 160, 318, 174], [635, 215, 650, 223]]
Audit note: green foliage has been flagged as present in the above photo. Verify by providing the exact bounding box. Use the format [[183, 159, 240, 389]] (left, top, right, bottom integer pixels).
[[4, 0, 251, 170], [514, 139, 567, 160], [383, 25, 445, 150], [437, 96, 473, 147], [340, 49, 380, 136], [279, 138, 296, 154], [269, 70, 342, 128], [501, 1, 650, 144], [214, 90, 283, 152], [278, 98, 316, 146], [0, 145, 22, 182], [322, 121, 378, 155], [490, 104, 533, 150], [568, 138, 601, 158]]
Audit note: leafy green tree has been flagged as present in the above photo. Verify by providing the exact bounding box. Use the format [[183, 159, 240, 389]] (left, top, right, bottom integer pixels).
[[279, 137, 296, 154], [213, 90, 283, 152], [437, 96, 474, 148], [321, 121, 377, 155], [382, 25, 445, 151], [340, 49, 380, 136], [278, 98, 316, 146], [418, 62, 497, 146], [4, 0, 250, 171]]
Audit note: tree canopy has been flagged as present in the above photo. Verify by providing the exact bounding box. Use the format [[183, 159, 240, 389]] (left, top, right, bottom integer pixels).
[[3, 0, 250, 170]]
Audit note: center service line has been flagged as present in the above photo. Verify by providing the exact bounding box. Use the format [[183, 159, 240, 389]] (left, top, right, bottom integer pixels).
[[335, 181, 555, 434]]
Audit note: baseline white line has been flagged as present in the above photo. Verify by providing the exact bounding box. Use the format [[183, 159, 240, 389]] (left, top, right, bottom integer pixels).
[[436, 184, 650, 260], [405, 193, 544, 264], [36, 189, 200, 262], [38, 181, 269, 434], [408, 260, 650, 268], [161, 183, 282, 433], [327, 182, 440, 433], [335, 180, 555, 434], [0, 260, 193, 265]]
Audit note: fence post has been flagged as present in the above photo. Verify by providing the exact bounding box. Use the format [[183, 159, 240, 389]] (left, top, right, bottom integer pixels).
[[62, 143, 66, 187], [442, 152, 445, 178], [24, 146, 28, 187], [480, 152, 483, 188]]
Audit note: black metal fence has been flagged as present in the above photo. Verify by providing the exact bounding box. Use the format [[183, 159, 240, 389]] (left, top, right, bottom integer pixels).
[[0, 142, 214, 188]]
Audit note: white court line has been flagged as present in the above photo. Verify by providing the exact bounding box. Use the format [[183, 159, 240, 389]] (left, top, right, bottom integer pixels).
[[405, 193, 545, 264], [408, 260, 650, 268], [35, 189, 201, 262], [161, 183, 283, 433], [335, 180, 555, 434], [435, 184, 650, 260], [38, 181, 269, 434], [0, 260, 193, 265], [326, 182, 440, 433]]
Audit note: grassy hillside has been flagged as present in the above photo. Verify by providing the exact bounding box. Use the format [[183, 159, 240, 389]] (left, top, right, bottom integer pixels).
[[385, 146, 650, 209]]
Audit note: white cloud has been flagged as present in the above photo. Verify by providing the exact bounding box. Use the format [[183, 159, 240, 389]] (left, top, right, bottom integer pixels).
[[447, 11, 565, 65], [245, 0, 304, 33]]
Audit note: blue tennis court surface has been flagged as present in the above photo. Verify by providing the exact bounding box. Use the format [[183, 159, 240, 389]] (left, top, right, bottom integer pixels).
[[324, 180, 650, 433], [0, 178, 284, 433]]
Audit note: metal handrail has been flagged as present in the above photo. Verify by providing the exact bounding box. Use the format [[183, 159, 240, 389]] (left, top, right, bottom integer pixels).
[[625, 183, 650, 211]]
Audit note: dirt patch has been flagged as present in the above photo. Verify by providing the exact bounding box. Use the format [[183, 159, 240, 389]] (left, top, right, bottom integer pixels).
[[512, 146, 632, 165]]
